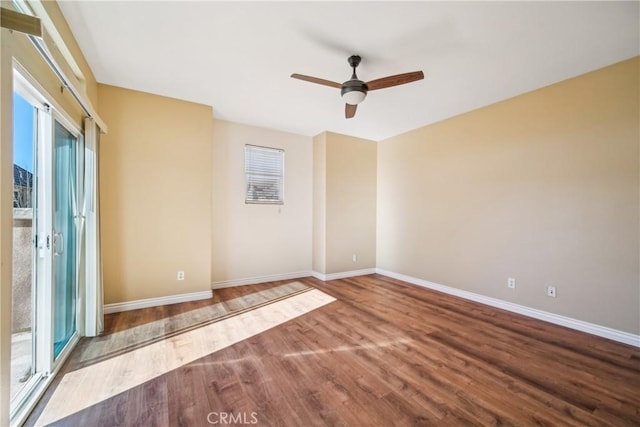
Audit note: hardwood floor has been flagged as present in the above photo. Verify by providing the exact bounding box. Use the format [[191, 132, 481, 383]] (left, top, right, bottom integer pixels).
[[26, 274, 640, 426]]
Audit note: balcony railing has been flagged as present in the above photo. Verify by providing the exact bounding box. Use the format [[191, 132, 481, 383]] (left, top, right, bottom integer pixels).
[[12, 208, 32, 401]]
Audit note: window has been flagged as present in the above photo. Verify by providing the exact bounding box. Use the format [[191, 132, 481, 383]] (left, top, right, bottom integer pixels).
[[245, 144, 284, 204]]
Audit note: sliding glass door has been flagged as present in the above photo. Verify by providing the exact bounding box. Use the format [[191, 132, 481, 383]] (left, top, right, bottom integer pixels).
[[10, 70, 83, 421]]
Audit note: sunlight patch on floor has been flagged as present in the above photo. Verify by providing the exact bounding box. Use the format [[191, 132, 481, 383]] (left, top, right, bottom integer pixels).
[[281, 338, 411, 358], [34, 288, 335, 426]]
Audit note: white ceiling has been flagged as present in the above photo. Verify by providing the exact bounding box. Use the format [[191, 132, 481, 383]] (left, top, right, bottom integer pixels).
[[58, 1, 639, 141]]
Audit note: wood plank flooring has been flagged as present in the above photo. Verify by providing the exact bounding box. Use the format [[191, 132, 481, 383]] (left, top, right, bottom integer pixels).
[[25, 274, 640, 426]]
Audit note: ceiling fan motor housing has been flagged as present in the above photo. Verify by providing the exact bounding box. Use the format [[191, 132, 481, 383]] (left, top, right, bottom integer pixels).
[[341, 79, 369, 97]]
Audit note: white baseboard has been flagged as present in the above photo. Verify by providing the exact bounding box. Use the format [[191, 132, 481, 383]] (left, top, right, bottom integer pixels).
[[104, 290, 213, 314], [376, 269, 640, 348], [312, 268, 377, 282], [211, 271, 312, 289]]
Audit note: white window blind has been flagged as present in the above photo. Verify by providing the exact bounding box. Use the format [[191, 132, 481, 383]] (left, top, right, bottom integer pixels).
[[245, 145, 284, 204]]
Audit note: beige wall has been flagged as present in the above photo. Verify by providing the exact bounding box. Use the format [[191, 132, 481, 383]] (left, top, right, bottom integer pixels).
[[314, 132, 377, 275], [98, 84, 212, 303], [211, 119, 312, 284], [312, 133, 327, 273], [377, 58, 639, 334]]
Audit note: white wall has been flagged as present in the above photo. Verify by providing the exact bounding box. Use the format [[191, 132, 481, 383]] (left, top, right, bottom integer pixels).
[[212, 119, 313, 285]]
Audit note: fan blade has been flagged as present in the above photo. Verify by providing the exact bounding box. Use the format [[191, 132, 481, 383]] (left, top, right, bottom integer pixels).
[[345, 103, 357, 119], [367, 71, 424, 91], [291, 74, 342, 89]]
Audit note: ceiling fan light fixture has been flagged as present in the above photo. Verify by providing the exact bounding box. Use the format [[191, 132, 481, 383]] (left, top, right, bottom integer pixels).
[[341, 88, 367, 105]]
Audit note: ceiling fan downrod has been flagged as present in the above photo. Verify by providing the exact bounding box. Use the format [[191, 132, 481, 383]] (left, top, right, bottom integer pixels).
[[348, 55, 362, 79]]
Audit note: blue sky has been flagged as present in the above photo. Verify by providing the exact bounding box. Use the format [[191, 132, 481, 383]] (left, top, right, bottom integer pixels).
[[14, 92, 34, 173]]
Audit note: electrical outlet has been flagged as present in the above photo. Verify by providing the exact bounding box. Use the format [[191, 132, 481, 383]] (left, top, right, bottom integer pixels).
[[352, 254, 357, 263], [547, 285, 556, 298], [177, 270, 185, 281], [507, 278, 516, 289]]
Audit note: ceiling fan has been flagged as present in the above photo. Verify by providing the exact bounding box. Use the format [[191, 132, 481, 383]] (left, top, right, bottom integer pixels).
[[291, 55, 424, 119]]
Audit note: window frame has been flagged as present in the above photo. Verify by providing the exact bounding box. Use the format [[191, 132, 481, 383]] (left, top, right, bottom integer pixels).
[[244, 144, 285, 205]]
